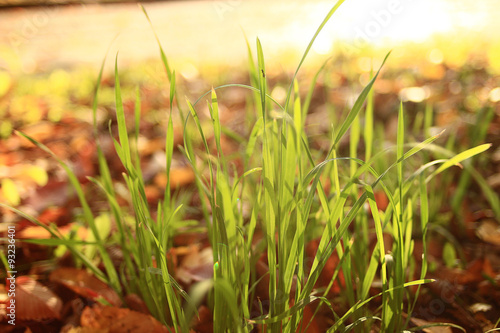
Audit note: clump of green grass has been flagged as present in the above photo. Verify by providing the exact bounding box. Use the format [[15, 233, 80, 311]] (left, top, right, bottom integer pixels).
[[1, 1, 493, 332]]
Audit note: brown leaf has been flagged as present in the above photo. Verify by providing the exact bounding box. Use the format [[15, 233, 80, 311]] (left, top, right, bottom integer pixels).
[[435, 259, 485, 286], [176, 246, 213, 285], [476, 220, 500, 245], [144, 184, 161, 203], [124, 293, 150, 315], [37, 207, 69, 225], [62, 326, 106, 333], [50, 268, 121, 307], [24, 180, 72, 213], [191, 305, 213, 333], [11, 276, 62, 321], [18, 122, 56, 147], [80, 305, 168, 333], [374, 190, 389, 211]]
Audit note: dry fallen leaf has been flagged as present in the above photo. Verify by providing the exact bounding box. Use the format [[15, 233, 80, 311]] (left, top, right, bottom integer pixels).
[[62, 326, 106, 333], [154, 167, 195, 190], [18, 122, 56, 147], [12, 276, 62, 321], [176, 246, 213, 284], [476, 220, 500, 245], [80, 305, 168, 333], [37, 207, 69, 225], [435, 259, 484, 285], [50, 268, 121, 307], [469, 302, 492, 313], [190, 305, 213, 333], [124, 293, 150, 315], [19, 222, 88, 240]]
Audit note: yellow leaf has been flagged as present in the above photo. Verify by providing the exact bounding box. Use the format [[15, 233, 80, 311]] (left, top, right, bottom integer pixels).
[[26, 165, 48, 187], [1, 178, 20, 206], [0, 71, 12, 98]]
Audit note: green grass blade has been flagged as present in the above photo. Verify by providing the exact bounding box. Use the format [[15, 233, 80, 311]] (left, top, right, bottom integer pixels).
[[210, 88, 223, 156], [165, 71, 176, 193], [284, 0, 346, 112], [249, 296, 329, 325], [362, 185, 387, 298], [407, 323, 466, 332], [140, 4, 172, 78], [328, 279, 434, 332], [342, 316, 381, 333], [193, 84, 284, 111], [330, 52, 390, 152], [256, 38, 267, 121], [302, 57, 333, 116], [364, 67, 374, 162], [428, 143, 492, 179], [114, 54, 133, 172]]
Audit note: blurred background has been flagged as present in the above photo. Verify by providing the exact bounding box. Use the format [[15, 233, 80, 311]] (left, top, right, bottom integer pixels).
[[0, 0, 499, 73], [1, 0, 499, 207]]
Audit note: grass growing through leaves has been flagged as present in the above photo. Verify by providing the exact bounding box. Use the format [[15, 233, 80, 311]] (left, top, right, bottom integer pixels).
[[1, 1, 494, 332]]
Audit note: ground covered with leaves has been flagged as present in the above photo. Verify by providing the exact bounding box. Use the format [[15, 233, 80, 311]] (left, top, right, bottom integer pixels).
[[1, 48, 500, 332]]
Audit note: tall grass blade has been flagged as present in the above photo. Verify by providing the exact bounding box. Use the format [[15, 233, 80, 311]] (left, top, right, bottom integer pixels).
[[329, 52, 390, 154], [428, 143, 492, 180]]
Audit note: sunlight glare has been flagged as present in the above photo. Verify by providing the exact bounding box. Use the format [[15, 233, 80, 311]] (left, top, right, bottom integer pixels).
[[429, 49, 444, 64]]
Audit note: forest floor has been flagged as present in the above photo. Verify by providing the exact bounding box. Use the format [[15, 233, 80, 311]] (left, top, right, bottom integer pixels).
[[1, 35, 500, 332]]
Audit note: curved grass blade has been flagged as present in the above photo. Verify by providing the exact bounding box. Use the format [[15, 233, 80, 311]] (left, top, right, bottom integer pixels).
[[327, 279, 434, 332], [114, 54, 133, 172], [407, 322, 466, 332], [22, 239, 97, 246], [428, 143, 492, 180], [342, 316, 381, 333], [284, 0, 346, 112], [329, 51, 391, 154]]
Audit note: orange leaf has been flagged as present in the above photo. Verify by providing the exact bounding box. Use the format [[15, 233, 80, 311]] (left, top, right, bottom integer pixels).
[[154, 167, 195, 189], [18, 222, 88, 240], [50, 268, 121, 307], [38, 207, 69, 225], [11, 276, 62, 321], [80, 305, 168, 333]]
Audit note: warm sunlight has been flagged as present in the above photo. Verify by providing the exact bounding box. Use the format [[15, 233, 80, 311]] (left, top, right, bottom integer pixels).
[[1, 1, 499, 332], [0, 0, 497, 71]]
